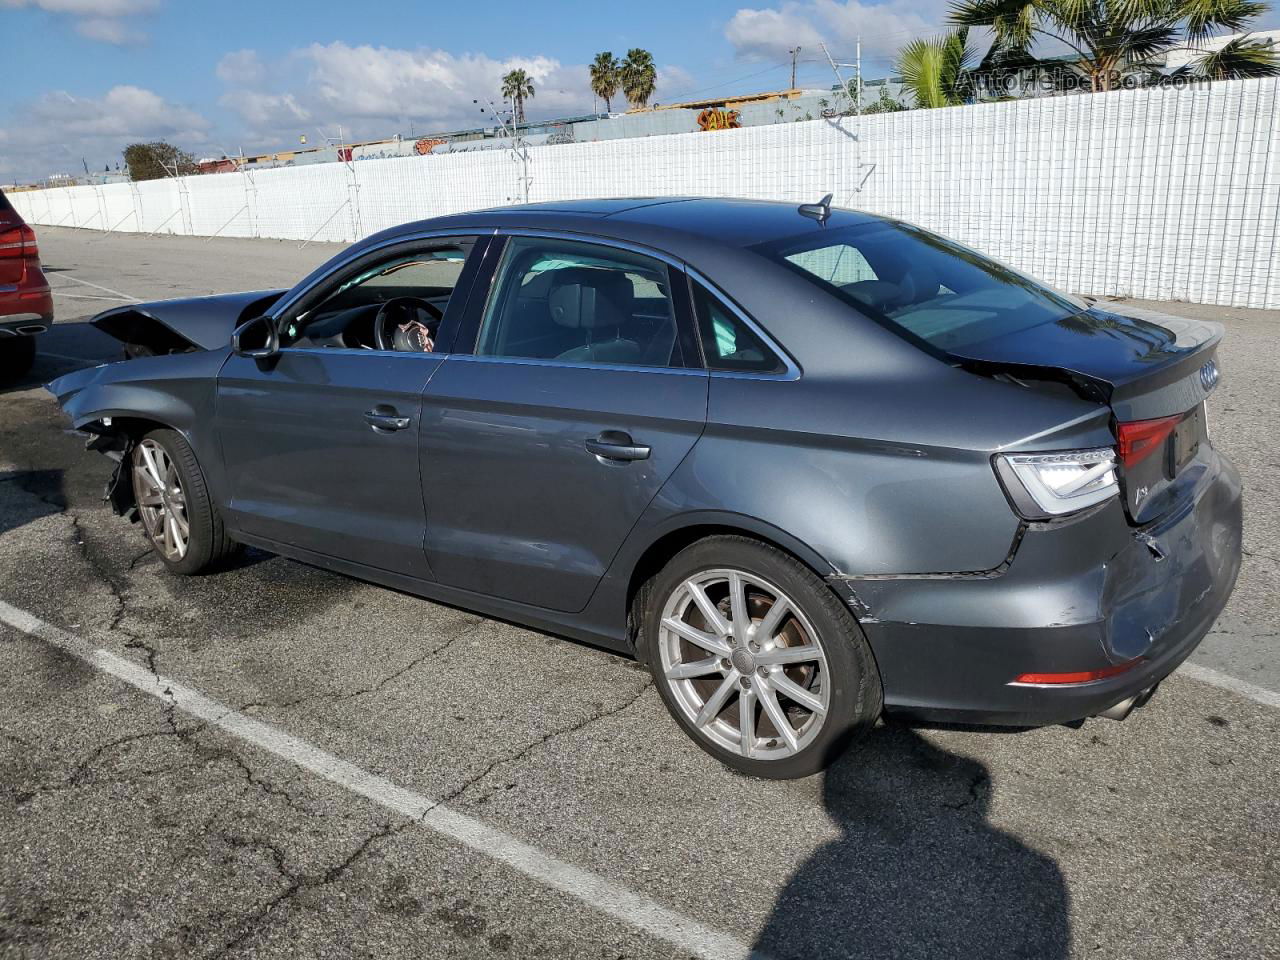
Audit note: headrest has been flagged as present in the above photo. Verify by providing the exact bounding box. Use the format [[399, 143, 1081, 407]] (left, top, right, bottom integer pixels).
[[897, 262, 940, 305], [548, 268, 633, 330]]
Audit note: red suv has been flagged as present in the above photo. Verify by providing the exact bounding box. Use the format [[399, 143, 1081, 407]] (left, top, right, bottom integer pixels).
[[0, 188, 52, 381]]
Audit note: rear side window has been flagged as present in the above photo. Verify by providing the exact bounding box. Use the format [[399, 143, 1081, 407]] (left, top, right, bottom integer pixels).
[[476, 237, 682, 368], [690, 282, 784, 374], [0, 190, 13, 213], [756, 221, 1085, 353]]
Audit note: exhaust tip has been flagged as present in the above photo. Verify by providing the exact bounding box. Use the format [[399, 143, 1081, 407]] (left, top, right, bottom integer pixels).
[[1095, 695, 1139, 721], [16, 324, 47, 336], [1095, 683, 1159, 722]]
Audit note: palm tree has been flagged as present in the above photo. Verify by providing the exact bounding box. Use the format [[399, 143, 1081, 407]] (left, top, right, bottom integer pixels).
[[949, 0, 1279, 92], [621, 48, 657, 109], [1182, 32, 1280, 78], [896, 27, 978, 107], [590, 52, 622, 112], [501, 68, 535, 125]]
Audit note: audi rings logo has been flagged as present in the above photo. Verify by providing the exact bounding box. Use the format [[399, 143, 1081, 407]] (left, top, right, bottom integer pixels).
[[1200, 360, 1220, 393]]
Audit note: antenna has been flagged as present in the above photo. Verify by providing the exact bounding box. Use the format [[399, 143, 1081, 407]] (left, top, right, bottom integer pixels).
[[797, 193, 834, 224]]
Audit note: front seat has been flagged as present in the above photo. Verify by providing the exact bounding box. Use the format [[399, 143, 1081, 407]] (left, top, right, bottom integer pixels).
[[550, 268, 643, 365]]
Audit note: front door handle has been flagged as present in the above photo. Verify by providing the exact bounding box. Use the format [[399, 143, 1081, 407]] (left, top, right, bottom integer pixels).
[[586, 431, 651, 462], [364, 406, 411, 432]]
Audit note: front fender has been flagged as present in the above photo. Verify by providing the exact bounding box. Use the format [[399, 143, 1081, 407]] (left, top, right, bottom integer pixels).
[[47, 348, 230, 503]]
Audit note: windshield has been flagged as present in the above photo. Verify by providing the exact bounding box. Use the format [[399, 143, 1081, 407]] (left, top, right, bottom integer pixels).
[[755, 221, 1085, 353]]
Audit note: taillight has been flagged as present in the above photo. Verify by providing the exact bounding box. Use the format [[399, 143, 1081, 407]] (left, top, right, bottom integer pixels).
[[1116, 414, 1182, 469], [0, 223, 38, 259], [994, 447, 1120, 519]]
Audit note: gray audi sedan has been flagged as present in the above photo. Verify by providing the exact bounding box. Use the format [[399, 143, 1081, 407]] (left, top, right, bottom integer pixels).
[[48, 197, 1242, 778]]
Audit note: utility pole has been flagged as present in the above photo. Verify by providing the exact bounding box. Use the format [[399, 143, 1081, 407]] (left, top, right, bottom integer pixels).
[[789, 46, 802, 90], [856, 36, 862, 116]]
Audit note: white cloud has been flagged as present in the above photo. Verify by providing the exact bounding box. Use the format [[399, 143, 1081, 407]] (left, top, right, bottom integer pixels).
[[0, 85, 209, 180], [216, 49, 267, 87], [216, 42, 682, 147], [726, 0, 943, 68], [2, 0, 159, 43], [75, 15, 142, 42]]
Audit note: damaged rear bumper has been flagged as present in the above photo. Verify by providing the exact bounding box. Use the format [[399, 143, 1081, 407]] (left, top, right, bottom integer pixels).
[[833, 449, 1243, 726]]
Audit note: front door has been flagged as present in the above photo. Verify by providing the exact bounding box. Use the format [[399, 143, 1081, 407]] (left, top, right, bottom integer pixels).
[[216, 237, 483, 578], [421, 234, 708, 612]]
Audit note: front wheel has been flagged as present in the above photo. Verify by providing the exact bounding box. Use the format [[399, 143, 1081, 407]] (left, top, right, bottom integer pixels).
[[641, 536, 882, 779], [130, 428, 239, 574]]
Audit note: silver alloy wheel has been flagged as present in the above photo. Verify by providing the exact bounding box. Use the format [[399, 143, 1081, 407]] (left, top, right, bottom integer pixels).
[[658, 568, 831, 760], [132, 438, 190, 562]]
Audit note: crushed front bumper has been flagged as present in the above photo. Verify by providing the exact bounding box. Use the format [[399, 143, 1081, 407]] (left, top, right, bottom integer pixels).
[[837, 449, 1243, 726]]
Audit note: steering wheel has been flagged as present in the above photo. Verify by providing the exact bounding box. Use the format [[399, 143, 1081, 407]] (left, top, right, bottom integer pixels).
[[373, 297, 445, 352]]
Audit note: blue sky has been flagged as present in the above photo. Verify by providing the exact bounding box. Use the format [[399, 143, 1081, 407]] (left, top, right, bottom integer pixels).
[[3, 0, 1276, 182]]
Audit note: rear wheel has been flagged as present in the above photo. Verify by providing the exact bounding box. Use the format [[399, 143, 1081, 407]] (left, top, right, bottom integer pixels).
[[641, 536, 882, 779], [0, 336, 36, 383], [131, 429, 238, 574]]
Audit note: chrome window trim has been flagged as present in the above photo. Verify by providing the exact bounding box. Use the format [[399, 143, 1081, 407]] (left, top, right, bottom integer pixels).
[[446, 353, 708, 377], [269, 227, 497, 322], [685, 267, 801, 382], [275, 346, 455, 360]]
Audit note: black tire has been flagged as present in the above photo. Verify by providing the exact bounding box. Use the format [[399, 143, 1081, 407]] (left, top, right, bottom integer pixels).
[[640, 535, 882, 779], [0, 336, 37, 383], [131, 428, 239, 575]]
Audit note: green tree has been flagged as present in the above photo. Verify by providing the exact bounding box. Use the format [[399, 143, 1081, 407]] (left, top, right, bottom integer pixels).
[[501, 68, 535, 125], [862, 85, 912, 113], [621, 48, 657, 108], [949, 0, 1279, 91], [590, 51, 622, 111], [123, 141, 197, 181], [1181, 32, 1280, 78], [896, 27, 978, 107]]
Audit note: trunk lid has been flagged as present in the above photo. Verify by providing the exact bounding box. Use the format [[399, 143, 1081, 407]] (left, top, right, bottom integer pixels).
[[953, 302, 1223, 524]]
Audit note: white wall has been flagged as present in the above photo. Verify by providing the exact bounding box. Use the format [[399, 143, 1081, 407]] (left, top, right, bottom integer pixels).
[[12, 77, 1280, 308]]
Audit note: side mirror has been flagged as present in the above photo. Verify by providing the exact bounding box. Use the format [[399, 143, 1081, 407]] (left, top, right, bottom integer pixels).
[[231, 315, 279, 360]]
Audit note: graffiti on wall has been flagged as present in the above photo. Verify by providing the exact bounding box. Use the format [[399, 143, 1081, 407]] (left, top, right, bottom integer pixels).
[[696, 108, 742, 132], [414, 138, 448, 155]]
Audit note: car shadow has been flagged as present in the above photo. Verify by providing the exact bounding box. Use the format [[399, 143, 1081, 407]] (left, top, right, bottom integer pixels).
[[753, 724, 1070, 959], [0, 469, 66, 537]]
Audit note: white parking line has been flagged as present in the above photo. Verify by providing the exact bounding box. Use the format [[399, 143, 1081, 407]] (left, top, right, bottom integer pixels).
[[51, 291, 132, 302], [1179, 662, 1280, 709], [51, 274, 139, 302], [0, 600, 764, 960]]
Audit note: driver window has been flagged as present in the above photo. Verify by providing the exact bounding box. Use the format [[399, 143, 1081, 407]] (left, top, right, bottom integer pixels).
[[284, 245, 469, 352]]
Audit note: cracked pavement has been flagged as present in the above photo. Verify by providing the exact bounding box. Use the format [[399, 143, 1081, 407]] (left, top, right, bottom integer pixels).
[[2, 228, 1278, 959]]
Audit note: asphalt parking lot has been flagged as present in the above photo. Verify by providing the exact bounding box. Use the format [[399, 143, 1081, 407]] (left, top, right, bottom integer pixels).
[[2, 226, 1278, 959]]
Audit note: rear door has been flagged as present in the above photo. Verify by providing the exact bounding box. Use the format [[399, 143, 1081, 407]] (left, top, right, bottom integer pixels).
[[420, 233, 708, 612], [216, 235, 486, 577]]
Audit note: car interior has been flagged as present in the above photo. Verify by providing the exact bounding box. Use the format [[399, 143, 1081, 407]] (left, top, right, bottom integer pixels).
[[476, 242, 681, 367], [285, 248, 467, 352]]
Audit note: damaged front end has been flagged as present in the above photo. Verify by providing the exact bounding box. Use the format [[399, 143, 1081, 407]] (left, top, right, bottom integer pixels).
[[91, 288, 286, 358], [78, 419, 137, 520], [47, 344, 231, 522]]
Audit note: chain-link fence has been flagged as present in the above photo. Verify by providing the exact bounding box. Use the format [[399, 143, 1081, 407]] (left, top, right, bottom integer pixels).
[[11, 77, 1280, 308]]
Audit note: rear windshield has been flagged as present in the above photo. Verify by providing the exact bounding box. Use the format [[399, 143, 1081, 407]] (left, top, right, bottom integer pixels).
[[755, 221, 1085, 353]]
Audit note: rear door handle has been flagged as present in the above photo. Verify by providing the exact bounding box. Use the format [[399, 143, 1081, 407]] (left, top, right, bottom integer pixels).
[[586, 432, 651, 462], [364, 406, 411, 432]]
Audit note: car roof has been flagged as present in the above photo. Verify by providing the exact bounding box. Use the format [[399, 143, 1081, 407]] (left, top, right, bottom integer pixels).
[[362, 197, 887, 262]]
